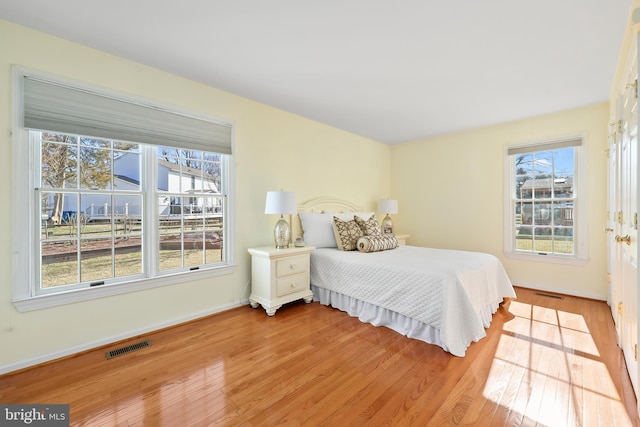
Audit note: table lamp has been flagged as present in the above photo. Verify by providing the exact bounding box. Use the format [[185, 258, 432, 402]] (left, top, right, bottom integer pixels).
[[265, 190, 297, 248], [377, 199, 398, 235]]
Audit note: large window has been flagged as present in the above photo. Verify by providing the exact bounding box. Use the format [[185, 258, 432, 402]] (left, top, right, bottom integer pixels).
[[13, 69, 234, 310], [505, 137, 587, 263]]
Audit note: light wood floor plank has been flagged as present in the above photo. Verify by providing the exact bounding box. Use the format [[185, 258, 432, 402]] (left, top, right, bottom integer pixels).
[[0, 287, 637, 426]]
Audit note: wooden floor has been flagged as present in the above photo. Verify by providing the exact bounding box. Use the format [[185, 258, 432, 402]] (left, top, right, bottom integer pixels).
[[0, 287, 637, 426]]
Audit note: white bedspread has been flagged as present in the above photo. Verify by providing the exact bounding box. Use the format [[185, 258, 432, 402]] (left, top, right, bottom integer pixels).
[[310, 246, 516, 356]]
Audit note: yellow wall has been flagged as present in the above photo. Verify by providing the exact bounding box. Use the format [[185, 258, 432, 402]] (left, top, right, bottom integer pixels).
[[391, 103, 609, 299], [0, 20, 391, 371], [0, 16, 617, 372]]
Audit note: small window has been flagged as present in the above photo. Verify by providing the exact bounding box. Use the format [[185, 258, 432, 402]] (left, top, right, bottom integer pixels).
[[504, 136, 587, 263]]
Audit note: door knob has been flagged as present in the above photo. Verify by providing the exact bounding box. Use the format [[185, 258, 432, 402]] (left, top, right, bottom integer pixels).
[[615, 234, 631, 245]]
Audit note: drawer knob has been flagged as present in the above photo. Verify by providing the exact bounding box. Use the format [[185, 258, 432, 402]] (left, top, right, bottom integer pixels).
[[290, 283, 295, 288], [290, 264, 296, 269]]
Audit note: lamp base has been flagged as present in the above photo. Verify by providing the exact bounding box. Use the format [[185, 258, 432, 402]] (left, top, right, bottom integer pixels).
[[273, 216, 291, 248], [381, 214, 394, 235]]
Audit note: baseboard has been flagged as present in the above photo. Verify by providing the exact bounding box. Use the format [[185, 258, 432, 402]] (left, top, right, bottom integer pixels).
[[0, 300, 248, 375], [514, 283, 607, 301]]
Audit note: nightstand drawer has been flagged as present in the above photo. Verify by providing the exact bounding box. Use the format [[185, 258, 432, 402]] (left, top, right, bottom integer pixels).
[[275, 255, 308, 277], [276, 274, 308, 296]]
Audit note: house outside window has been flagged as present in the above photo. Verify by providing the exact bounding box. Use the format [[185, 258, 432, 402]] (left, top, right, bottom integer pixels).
[[13, 68, 234, 311], [504, 136, 587, 263]]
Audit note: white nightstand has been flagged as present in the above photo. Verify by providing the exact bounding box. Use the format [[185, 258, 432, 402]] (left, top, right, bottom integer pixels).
[[248, 245, 315, 316], [395, 234, 410, 245]]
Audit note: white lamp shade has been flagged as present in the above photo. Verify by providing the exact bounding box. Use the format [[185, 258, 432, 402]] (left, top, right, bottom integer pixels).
[[377, 199, 398, 214], [265, 191, 297, 215]]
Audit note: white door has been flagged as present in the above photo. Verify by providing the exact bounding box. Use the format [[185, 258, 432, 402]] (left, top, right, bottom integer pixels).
[[608, 114, 622, 345], [617, 37, 639, 396]]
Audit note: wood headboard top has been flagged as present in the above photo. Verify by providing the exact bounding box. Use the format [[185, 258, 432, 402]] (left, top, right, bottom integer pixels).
[[291, 197, 367, 240], [297, 197, 365, 214]]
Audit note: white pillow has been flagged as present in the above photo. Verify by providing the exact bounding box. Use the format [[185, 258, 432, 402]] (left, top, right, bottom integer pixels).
[[298, 212, 337, 248], [298, 211, 375, 248]]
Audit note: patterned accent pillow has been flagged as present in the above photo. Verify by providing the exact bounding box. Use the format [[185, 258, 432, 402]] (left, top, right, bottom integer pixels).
[[354, 214, 382, 236], [333, 216, 363, 251], [356, 235, 399, 252]]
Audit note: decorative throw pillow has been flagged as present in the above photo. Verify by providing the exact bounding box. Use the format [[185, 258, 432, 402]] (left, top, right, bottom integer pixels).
[[354, 214, 382, 237], [356, 235, 399, 253], [333, 216, 363, 251]]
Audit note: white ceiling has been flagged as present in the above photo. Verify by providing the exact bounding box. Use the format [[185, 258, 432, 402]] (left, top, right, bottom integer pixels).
[[0, 1, 632, 144]]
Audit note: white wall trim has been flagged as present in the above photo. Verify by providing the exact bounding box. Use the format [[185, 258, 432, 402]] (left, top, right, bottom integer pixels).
[[514, 282, 606, 302], [12, 265, 237, 312], [503, 251, 588, 266], [0, 300, 248, 375]]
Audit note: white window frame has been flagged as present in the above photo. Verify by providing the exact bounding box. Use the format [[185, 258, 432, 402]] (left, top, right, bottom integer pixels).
[[503, 134, 588, 265], [11, 67, 236, 312]]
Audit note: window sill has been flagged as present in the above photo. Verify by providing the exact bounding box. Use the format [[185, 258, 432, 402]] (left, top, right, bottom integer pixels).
[[504, 251, 588, 266], [12, 265, 236, 312]]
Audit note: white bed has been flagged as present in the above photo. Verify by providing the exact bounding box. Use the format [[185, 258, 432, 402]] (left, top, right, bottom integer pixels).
[[293, 197, 516, 357]]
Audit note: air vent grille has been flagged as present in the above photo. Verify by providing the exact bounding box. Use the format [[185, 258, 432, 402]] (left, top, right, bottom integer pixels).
[[534, 292, 563, 300], [106, 340, 151, 360]]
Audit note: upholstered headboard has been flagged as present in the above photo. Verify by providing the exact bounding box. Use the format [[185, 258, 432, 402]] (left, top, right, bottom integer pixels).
[[292, 197, 366, 241]]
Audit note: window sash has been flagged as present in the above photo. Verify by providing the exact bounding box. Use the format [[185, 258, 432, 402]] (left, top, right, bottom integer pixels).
[[511, 146, 576, 256], [505, 137, 585, 262], [33, 133, 229, 294]]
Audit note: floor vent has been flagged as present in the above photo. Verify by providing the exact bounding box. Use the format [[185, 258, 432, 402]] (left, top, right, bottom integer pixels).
[[106, 340, 151, 360], [534, 292, 564, 300]]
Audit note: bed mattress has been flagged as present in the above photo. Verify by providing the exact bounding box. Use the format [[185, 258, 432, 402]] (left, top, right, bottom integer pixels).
[[310, 245, 516, 356]]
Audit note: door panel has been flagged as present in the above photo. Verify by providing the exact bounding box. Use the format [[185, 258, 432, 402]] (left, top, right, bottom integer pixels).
[[608, 117, 622, 344], [620, 38, 638, 396], [608, 35, 639, 399]]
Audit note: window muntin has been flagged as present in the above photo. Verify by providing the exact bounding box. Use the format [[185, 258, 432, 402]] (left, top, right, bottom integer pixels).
[[509, 142, 580, 258], [35, 131, 228, 295]]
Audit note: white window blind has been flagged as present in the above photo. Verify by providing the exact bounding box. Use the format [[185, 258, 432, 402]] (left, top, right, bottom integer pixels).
[[23, 76, 232, 154], [507, 137, 582, 156]]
